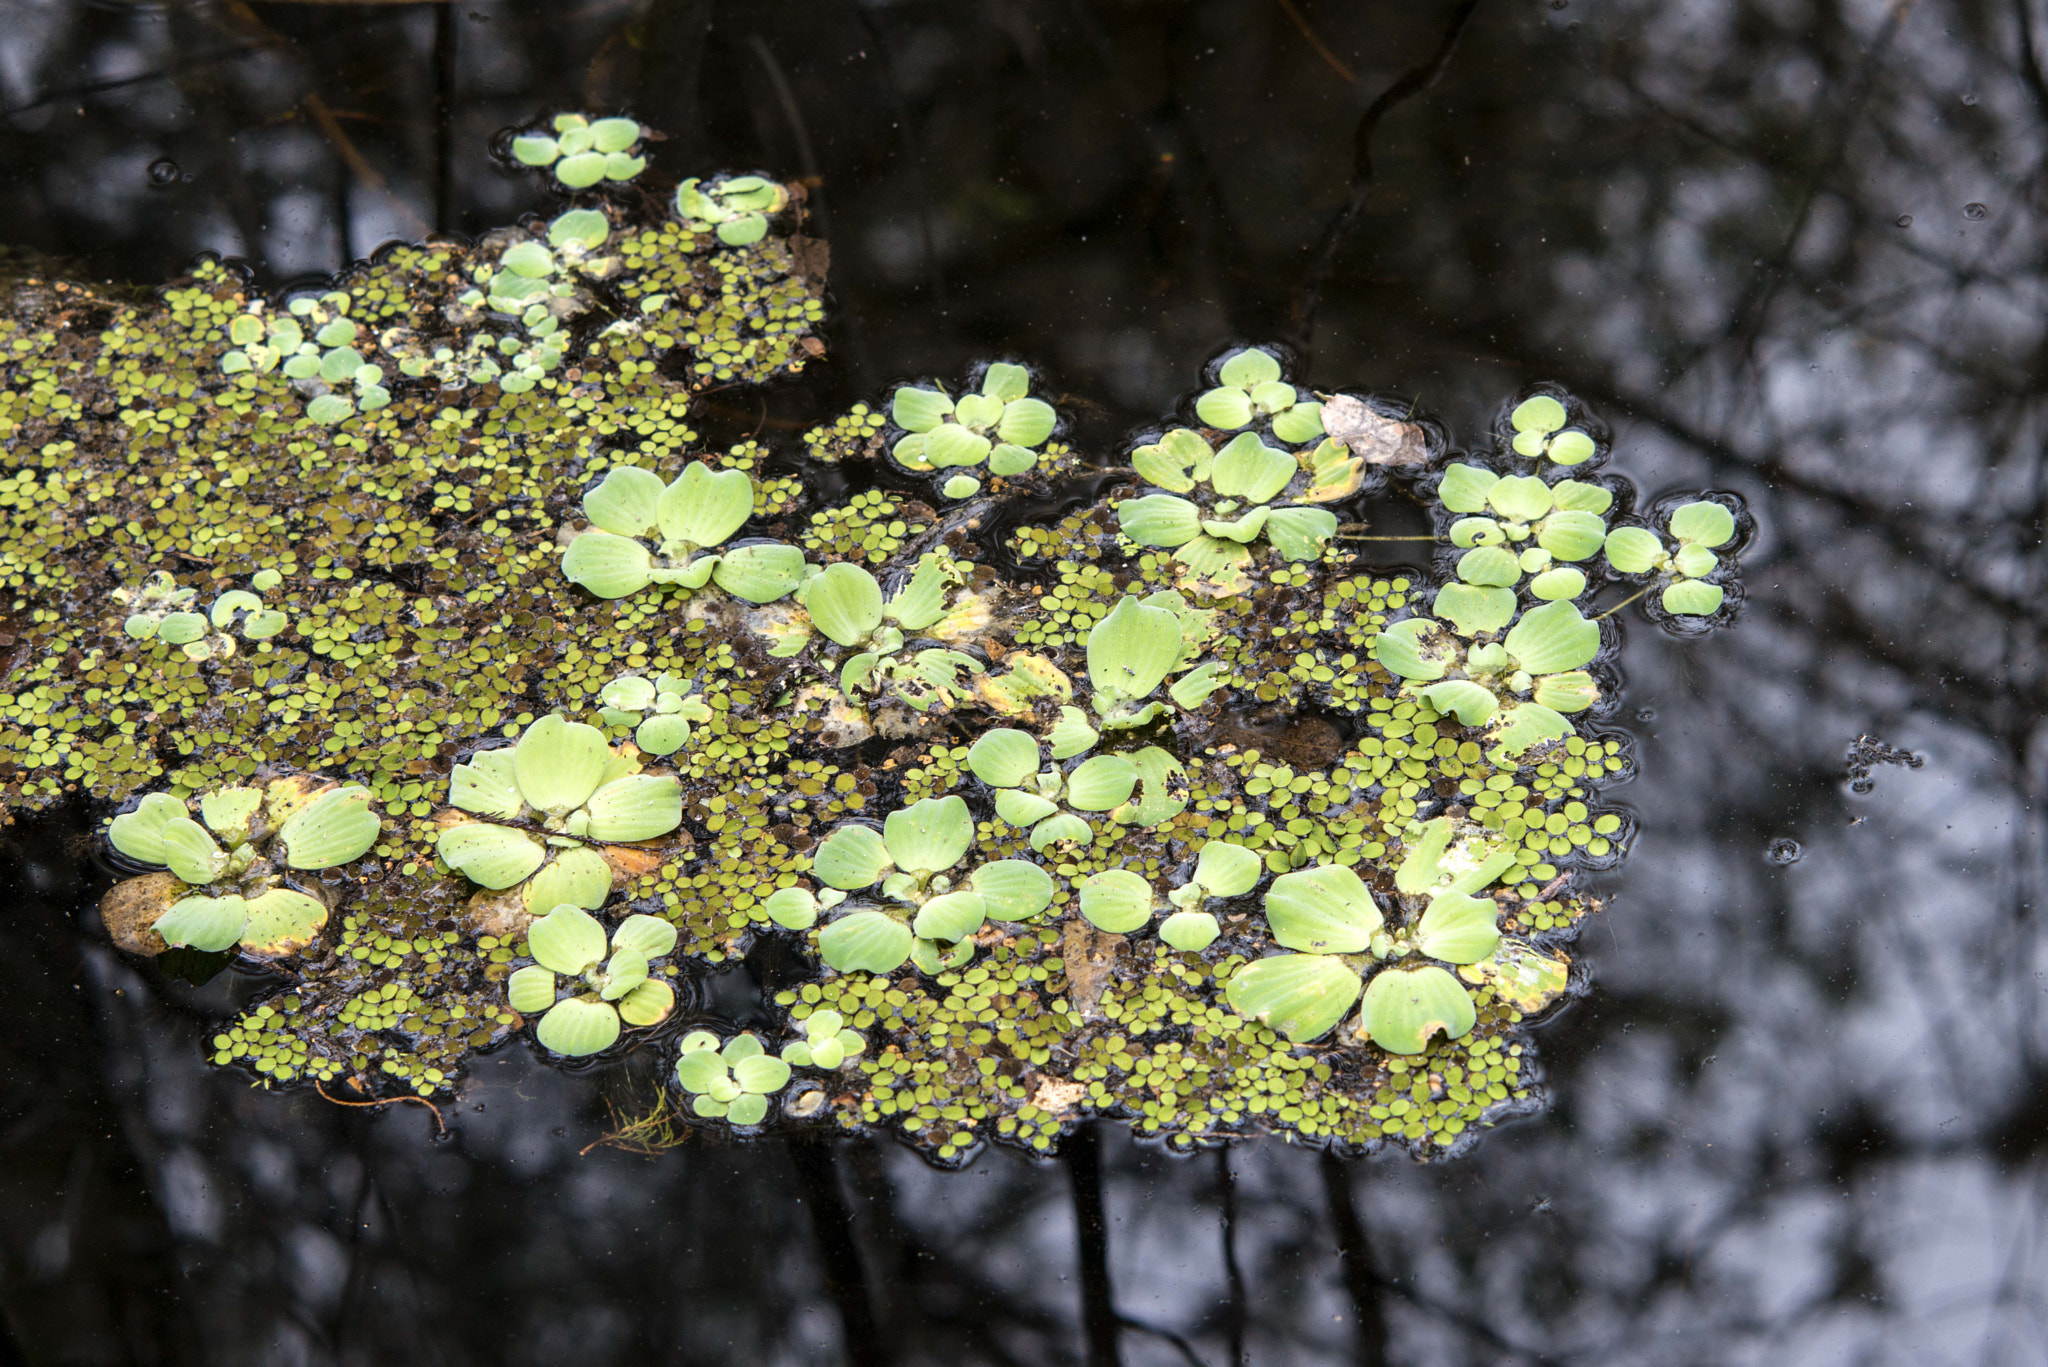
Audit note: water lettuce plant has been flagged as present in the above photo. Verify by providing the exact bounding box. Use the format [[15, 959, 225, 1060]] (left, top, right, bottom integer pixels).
[[561, 461, 807, 603], [889, 363, 1058, 477], [434, 715, 682, 914], [1158, 839, 1263, 950], [674, 1031, 791, 1124], [676, 174, 788, 246], [1602, 500, 1738, 615], [780, 1009, 867, 1069], [1084, 594, 1224, 730], [1193, 346, 1326, 444], [512, 113, 648, 189], [1374, 599, 1603, 757], [791, 554, 986, 711], [219, 292, 392, 423], [597, 672, 713, 757], [115, 572, 289, 660], [1505, 394, 1597, 466], [966, 726, 1186, 849], [1117, 429, 1340, 590], [106, 778, 378, 957], [507, 906, 678, 1055], [807, 796, 1055, 973]]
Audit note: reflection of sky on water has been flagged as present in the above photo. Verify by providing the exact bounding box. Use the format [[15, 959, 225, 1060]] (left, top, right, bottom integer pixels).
[[3, 0, 2047, 1362]]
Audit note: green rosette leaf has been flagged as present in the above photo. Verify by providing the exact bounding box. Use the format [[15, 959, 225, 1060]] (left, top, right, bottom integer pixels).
[[1224, 954, 1362, 1044], [1359, 965, 1476, 1054], [450, 748, 523, 819], [1431, 584, 1517, 637], [813, 824, 893, 890], [712, 543, 809, 604], [109, 792, 191, 866], [1264, 507, 1338, 562], [997, 397, 1056, 448], [1415, 891, 1502, 965], [535, 997, 621, 1056], [656, 462, 754, 551], [276, 785, 378, 870], [1661, 579, 1725, 615], [616, 979, 676, 1028], [1436, 462, 1499, 513], [238, 887, 329, 958], [1086, 595, 1183, 702], [891, 386, 953, 433], [911, 890, 987, 944], [1669, 500, 1735, 548], [967, 859, 1056, 921], [437, 822, 547, 889], [1419, 680, 1500, 727], [1064, 754, 1138, 812], [528, 905, 608, 976], [1263, 864, 1384, 953], [1158, 910, 1221, 952], [159, 817, 228, 885], [582, 467, 663, 540], [1078, 869, 1153, 933], [967, 728, 1040, 788], [1116, 495, 1203, 548], [1602, 526, 1665, 574], [153, 895, 247, 953], [1209, 433, 1294, 503], [818, 910, 915, 974], [571, 773, 682, 842], [1504, 600, 1600, 675], [763, 887, 821, 929], [1532, 670, 1599, 713], [1536, 510, 1608, 562], [562, 530, 656, 598], [1195, 386, 1253, 429], [1192, 839, 1262, 898], [611, 912, 678, 960], [882, 795, 973, 874], [507, 965, 558, 1014], [803, 562, 886, 648], [1372, 618, 1448, 682]]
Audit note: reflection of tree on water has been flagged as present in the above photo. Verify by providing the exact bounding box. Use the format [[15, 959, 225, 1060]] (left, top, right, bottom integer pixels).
[[5, 0, 2048, 1362]]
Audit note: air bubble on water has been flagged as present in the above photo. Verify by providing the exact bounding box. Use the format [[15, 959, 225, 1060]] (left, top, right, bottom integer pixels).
[[1964, 202, 1988, 220], [146, 157, 180, 187], [1894, 214, 1913, 228], [1962, 92, 1980, 106], [1634, 707, 1656, 723], [1765, 838, 1803, 866]]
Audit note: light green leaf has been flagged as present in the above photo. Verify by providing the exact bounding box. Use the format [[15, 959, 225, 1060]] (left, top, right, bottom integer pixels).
[[1359, 965, 1476, 1054], [196, 787, 260, 845], [555, 151, 608, 188], [997, 397, 1056, 448], [599, 946, 649, 1000], [995, 789, 1061, 826], [1159, 910, 1221, 952], [276, 785, 378, 869], [1510, 395, 1566, 435], [1195, 386, 1254, 430], [562, 530, 656, 598], [513, 714, 614, 815], [818, 910, 914, 974], [1372, 618, 1448, 682], [1116, 495, 1203, 548], [1602, 526, 1664, 574], [967, 729, 1040, 788], [1504, 600, 1600, 674], [1536, 510, 1608, 562], [1419, 681, 1499, 727], [571, 773, 682, 841], [1533, 670, 1598, 712], [634, 713, 693, 756], [891, 387, 953, 433], [1193, 839, 1262, 898], [1669, 500, 1736, 548], [549, 207, 610, 250], [1264, 507, 1338, 561], [1131, 429, 1214, 491], [208, 590, 261, 630], [675, 1049, 729, 1094], [536, 997, 621, 1056], [1549, 479, 1613, 514], [582, 466, 666, 537], [153, 895, 247, 953], [157, 612, 208, 645], [1546, 430, 1596, 465], [803, 562, 886, 647], [1167, 661, 1223, 711], [1415, 892, 1502, 965], [1437, 463, 1500, 513], [1224, 954, 1361, 1044], [1263, 864, 1383, 953], [437, 822, 546, 889], [159, 817, 228, 885], [513, 134, 559, 165], [656, 462, 754, 551], [528, 904, 608, 976], [450, 748, 523, 820], [1487, 475, 1553, 523], [925, 423, 992, 467], [109, 793, 190, 866], [611, 912, 677, 961], [883, 795, 973, 874], [1394, 818, 1455, 896], [764, 887, 820, 929], [1079, 869, 1153, 933], [1209, 433, 1295, 503], [1217, 348, 1282, 388], [981, 362, 1029, 403], [734, 1054, 791, 1094], [1065, 755, 1138, 811], [1662, 579, 1725, 615], [1028, 813, 1093, 851], [1270, 401, 1324, 445], [1431, 584, 1517, 637], [912, 890, 986, 943], [813, 824, 892, 889], [1529, 568, 1588, 601], [1457, 546, 1522, 588], [1673, 543, 1718, 578], [1450, 517, 1504, 548], [887, 552, 956, 632], [968, 860, 1056, 921], [507, 965, 558, 1014], [1489, 703, 1573, 758], [1086, 595, 1183, 702], [617, 978, 676, 1027], [1047, 705, 1100, 760]]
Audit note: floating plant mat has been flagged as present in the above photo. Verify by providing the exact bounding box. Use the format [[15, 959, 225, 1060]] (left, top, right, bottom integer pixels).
[[0, 113, 1747, 1164]]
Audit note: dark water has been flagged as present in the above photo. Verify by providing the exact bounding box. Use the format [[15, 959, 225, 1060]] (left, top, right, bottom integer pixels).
[[3, 3, 2043, 1364]]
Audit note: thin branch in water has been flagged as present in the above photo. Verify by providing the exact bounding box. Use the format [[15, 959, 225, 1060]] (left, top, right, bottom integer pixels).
[[1273, 0, 1356, 83], [1595, 586, 1651, 620], [315, 1081, 447, 1137]]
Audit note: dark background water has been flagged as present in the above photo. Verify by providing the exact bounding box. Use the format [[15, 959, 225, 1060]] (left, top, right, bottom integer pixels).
[[3, 1, 2044, 1363]]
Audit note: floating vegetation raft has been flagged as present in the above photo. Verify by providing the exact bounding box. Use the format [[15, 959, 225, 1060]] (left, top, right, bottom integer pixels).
[[0, 116, 1747, 1163]]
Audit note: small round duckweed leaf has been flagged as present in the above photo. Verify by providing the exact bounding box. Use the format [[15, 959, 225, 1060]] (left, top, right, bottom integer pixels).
[[536, 997, 620, 1056], [109, 793, 190, 866], [883, 796, 973, 874], [1159, 910, 1220, 952], [1419, 681, 1500, 727], [1224, 954, 1362, 1044], [725, 1094, 770, 1126], [1537, 510, 1609, 561], [276, 785, 378, 869], [1669, 500, 1736, 548], [563, 530, 656, 598], [818, 911, 914, 974], [1431, 583, 1518, 637], [574, 773, 683, 842], [1510, 395, 1567, 435], [675, 1049, 728, 1093], [1079, 869, 1154, 933], [513, 714, 614, 816], [1530, 567, 1589, 601], [1505, 600, 1601, 675], [238, 888, 329, 957], [804, 563, 886, 647], [1415, 892, 1503, 965], [159, 817, 227, 885], [1217, 348, 1283, 389], [1117, 494, 1203, 548], [507, 965, 558, 1014], [1602, 526, 1665, 574], [1264, 864, 1384, 953], [968, 860, 1056, 920], [1532, 670, 1599, 712], [582, 466, 665, 538], [912, 890, 987, 943], [1193, 840, 1263, 898], [612, 913, 678, 960], [1065, 755, 1138, 812], [656, 462, 754, 551], [1195, 386, 1254, 430], [814, 824, 892, 890], [1662, 579, 1726, 615], [733, 1054, 790, 1094], [153, 896, 246, 953], [437, 822, 546, 889], [764, 887, 820, 929], [1359, 965, 1477, 1054], [616, 979, 675, 1028], [1546, 429, 1597, 465], [528, 905, 609, 976]]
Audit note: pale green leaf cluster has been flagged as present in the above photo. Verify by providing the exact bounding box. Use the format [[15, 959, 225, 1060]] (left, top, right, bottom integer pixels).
[[1603, 500, 1737, 616], [219, 292, 390, 423], [1507, 394, 1597, 466], [889, 363, 1058, 479], [1085, 593, 1225, 730], [597, 672, 714, 757], [1193, 346, 1325, 444], [675, 1031, 791, 1124], [508, 906, 678, 1056], [115, 571, 289, 660], [675, 174, 788, 246], [779, 1009, 867, 1070], [562, 461, 807, 603], [1118, 427, 1339, 583], [511, 113, 648, 189], [966, 724, 1186, 850]]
